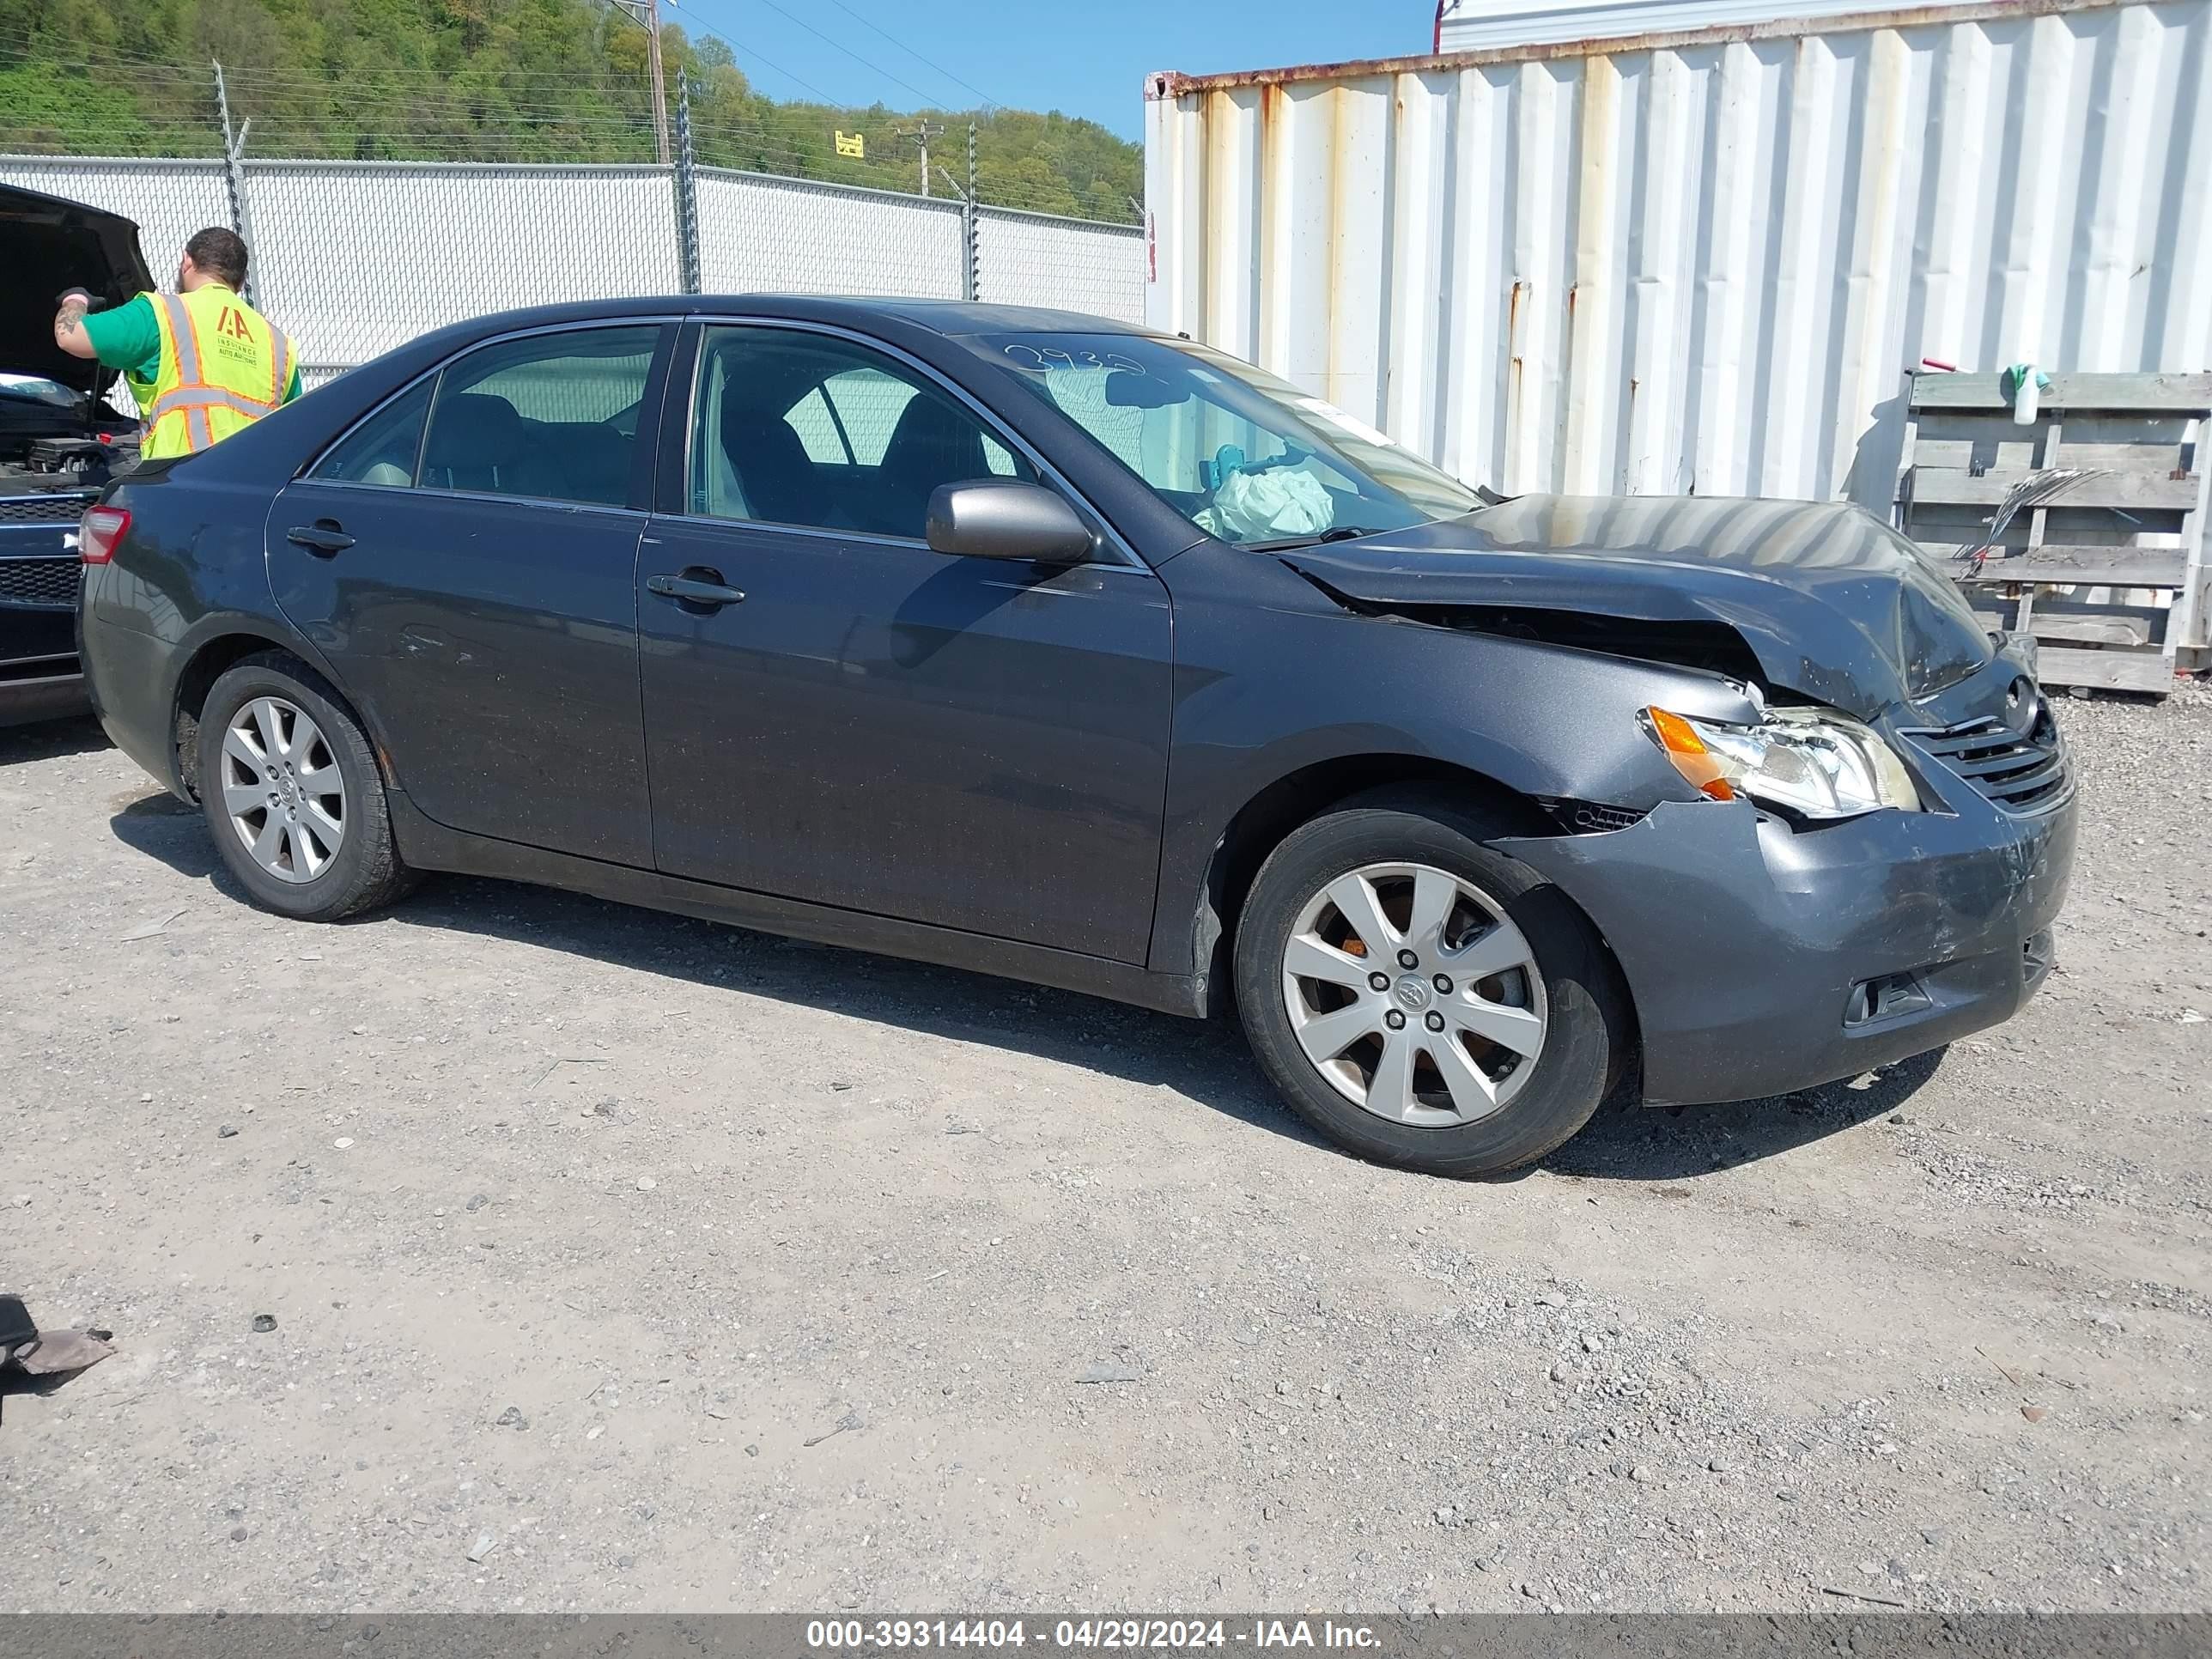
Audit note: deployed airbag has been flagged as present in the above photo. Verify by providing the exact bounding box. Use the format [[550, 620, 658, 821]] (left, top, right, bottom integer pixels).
[[1197, 466, 1333, 542]]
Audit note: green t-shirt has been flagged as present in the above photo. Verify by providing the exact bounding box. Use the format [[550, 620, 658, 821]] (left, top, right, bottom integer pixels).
[[80, 293, 303, 402]]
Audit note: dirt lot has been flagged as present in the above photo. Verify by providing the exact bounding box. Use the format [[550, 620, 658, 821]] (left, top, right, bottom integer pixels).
[[2, 690, 2207, 1615]]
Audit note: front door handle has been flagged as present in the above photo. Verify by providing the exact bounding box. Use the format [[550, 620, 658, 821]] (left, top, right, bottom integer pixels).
[[647, 569, 746, 609], [287, 520, 355, 555]]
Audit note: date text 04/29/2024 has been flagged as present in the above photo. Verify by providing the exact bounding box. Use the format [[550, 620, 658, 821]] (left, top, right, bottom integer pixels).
[[803, 1622, 1382, 1651]]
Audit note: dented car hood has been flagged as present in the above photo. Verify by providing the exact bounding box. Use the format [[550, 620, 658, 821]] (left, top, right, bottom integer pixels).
[[1282, 493, 1992, 719]]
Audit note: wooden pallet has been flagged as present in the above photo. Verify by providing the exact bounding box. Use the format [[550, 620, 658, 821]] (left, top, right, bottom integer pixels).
[[1895, 371, 2211, 696]]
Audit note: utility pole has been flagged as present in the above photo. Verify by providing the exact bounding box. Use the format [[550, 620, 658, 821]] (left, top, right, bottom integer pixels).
[[892, 118, 945, 198], [612, 0, 672, 165]]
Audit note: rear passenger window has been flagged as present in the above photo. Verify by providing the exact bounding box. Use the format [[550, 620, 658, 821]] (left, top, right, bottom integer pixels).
[[419, 326, 659, 507]]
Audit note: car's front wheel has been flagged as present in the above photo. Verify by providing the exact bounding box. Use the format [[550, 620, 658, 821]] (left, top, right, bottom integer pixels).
[[198, 652, 413, 921], [1233, 790, 1625, 1176]]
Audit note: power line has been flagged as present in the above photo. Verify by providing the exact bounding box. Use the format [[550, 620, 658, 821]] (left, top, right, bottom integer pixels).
[[0, 17, 997, 126], [0, 45, 629, 89], [813, 0, 1000, 110], [0, 24, 1139, 220], [0, 17, 846, 107], [686, 0, 945, 112], [653, 9, 841, 104], [532, 0, 839, 113]]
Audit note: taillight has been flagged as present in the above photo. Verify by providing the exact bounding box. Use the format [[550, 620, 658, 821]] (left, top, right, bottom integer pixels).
[[79, 505, 131, 565]]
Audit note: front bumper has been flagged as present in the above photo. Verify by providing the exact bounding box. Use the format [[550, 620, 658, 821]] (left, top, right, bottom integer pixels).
[[0, 660, 88, 726], [1492, 782, 2076, 1106], [0, 599, 88, 726]]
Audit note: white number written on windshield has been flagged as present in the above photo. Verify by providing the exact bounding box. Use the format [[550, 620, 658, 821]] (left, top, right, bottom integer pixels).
[[1001, 343, 1146, 376]]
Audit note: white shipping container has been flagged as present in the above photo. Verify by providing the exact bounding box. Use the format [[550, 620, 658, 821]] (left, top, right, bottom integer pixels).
[[1437, 0, 1946, 52], [1144, 0, 2212, 508]]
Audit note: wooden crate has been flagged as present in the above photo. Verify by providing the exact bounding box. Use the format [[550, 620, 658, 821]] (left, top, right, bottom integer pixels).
[[1895, 371, 2211, 696]]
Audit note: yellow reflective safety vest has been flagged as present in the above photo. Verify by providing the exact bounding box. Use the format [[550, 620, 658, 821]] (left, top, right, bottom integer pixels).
[[129, 287, 296, 459]]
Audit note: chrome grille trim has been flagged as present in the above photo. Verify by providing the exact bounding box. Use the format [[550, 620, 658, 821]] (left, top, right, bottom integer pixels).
[[0, 495, 91, 525], [1899, 708, 2072, 817]]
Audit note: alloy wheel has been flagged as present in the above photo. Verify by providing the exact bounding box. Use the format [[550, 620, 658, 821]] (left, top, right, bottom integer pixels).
[[1279, 860, 1547, 1126], [220, 695, 347, 884]]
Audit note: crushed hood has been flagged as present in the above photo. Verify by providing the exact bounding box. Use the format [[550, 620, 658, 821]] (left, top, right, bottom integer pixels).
[[0, 182, 156, 405], [1283, 494, 1993, 718]]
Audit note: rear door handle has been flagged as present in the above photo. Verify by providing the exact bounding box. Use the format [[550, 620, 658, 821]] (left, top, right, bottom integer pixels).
[[287, 520, 355, 555], [647, 570, 746, 608]]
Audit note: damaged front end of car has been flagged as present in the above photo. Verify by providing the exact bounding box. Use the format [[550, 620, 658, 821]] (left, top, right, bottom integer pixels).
[[1269, 492, 2076, 1107]]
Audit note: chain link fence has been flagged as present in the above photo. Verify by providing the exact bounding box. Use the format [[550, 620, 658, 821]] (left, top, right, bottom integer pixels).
[[692, 168, 965, 301], [3, 153, 1145, 392], [2, 155, 233, 287], [976, 206, 1149, 325]]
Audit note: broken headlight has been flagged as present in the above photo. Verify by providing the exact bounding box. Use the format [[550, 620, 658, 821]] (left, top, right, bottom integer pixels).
[[1641, 705, 1922, 819]]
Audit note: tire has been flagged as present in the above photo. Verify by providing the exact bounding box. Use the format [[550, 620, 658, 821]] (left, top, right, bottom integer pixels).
[[1232, 787, 1626, 1177], [197, 651, 414, 922]]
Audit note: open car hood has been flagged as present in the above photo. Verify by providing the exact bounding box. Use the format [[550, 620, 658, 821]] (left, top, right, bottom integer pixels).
[[1281, 494, 1994, 719], [0, 182, 156, 407]]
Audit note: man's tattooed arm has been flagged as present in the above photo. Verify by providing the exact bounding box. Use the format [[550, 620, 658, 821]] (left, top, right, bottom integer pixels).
[[53, 290, 95, 358]]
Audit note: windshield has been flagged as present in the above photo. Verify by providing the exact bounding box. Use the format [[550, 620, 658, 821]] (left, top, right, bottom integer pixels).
[[980, 332, 1483, 547], [0, 372, 84, 411]]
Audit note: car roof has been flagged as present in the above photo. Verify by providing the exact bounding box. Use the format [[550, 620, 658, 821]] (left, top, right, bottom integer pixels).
[[446, 294, 1161, 340], [772, 297, 1157, 337]]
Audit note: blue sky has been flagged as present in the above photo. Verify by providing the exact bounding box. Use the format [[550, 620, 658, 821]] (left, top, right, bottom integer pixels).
[[677, 0, 1438, 139]]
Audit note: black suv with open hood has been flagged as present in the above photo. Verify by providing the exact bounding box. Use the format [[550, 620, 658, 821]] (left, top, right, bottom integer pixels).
[[2, 182, 150, 725]]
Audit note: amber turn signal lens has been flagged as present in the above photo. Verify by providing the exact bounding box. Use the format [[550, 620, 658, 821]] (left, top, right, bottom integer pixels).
[[1644, 706, 1737, 801]]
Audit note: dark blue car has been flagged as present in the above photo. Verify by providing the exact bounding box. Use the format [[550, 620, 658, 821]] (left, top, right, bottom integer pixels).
[[77, 295, 2075, 1175]]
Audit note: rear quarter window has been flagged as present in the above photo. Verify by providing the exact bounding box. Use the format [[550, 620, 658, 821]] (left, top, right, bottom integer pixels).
[[309, 375, 434, 488]]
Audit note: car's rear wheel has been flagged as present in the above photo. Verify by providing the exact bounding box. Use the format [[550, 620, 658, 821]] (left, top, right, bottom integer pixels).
[[198, 653, 413, 921], [1233, 790, 1624, 1176]]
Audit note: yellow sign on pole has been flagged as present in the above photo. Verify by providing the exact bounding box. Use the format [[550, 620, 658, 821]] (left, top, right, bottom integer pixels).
[[835, 131, 865, 158]]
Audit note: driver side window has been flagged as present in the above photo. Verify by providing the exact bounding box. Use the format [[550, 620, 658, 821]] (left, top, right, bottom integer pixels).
[[689, 325, 1032, 540]]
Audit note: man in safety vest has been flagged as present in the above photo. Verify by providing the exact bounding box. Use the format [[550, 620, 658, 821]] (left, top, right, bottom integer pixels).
[[52, 226, 300, 459]]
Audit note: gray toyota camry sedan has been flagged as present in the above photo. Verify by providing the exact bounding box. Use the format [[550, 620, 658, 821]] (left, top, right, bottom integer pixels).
[[77, 297, 2075, 1176]]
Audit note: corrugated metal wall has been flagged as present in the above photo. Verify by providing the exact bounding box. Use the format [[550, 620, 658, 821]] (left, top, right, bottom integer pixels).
[[3, 155, 1143, 382], [1145, 0, 2212, 507]]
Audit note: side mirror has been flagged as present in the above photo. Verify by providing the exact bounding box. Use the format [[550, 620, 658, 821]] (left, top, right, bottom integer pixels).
[[926, 479, 1094, 564]]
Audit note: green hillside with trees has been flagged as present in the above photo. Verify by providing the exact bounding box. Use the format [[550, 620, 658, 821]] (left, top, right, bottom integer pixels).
[[0, 0, 1144, 222]]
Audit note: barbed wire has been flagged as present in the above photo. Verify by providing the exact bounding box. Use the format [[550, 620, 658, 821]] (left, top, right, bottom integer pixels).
[[0, 140, 1136, 222], [0, 31, 1140, 222], [0, 22, 1004, 112]]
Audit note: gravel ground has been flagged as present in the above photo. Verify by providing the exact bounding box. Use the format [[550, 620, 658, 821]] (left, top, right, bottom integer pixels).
[[2, 688, 2206, 1615]]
